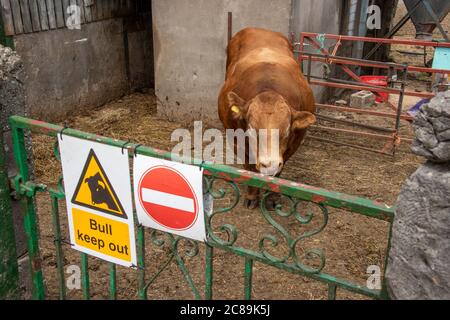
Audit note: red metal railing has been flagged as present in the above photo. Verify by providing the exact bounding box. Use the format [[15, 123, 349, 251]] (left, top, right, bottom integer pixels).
[[294, 32, 448, 155]]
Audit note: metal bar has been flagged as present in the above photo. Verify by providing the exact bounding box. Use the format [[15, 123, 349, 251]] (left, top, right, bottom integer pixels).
[[300, 45, 402, 110], [364, 0, 423, 60], [137, 224, 146, 300], [174, 253, 201, 300], [313, 77, 396, 112], [310, 76, 403, 94], [9, 116, 396, 220], [301, 32, 450, 48], [311, 125, 396, 140], [328, 284, 337, 300], [380, 219, 394, 300], [227, 12, 232, 44], [316, 103, 414, 121], [0, 131, 20, 299], [299, 33, 305, 70], [244, 258, 253, 300], [307, 135, 394, 156], [316, 114, 395, 133], [143, 254, 174, 294], [304, 35, 396, 100], [422, 0, 449, 42], [310, 79, 434, 99], [10, 125, 45, 300], [393, 66, 409, 156], [109, 263, 116, 300], [209, 242, 384, 299], [307, 53, 312, 83], [80, 253, 90, 300], [299, 50, 405, 68], [298, 52, 450, 74], [50, 194, 66, 300], [205, 244, 213, 300]]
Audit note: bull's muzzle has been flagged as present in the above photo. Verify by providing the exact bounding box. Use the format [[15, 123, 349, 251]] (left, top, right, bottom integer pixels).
[[256, 159, 283, 176]]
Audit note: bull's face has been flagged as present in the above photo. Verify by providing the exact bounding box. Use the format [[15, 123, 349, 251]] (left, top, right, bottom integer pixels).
[[227, 91, 315, 176]]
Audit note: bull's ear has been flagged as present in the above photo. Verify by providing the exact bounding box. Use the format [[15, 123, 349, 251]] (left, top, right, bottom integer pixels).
[[292, 111, 316, 130], [227, 91, 246, 120]]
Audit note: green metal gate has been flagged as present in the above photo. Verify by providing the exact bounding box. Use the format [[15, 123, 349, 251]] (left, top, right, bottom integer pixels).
[[0, 115, 395, 300]]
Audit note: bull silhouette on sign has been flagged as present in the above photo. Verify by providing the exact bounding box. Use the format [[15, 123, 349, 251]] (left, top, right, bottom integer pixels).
[[84, 172, 119, 211]]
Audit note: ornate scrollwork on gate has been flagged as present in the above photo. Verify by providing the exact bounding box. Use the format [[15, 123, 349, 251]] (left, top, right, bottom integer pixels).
[[204, 175, 329, 274], [259, 192, 328, 274], [203, 176, 240, 246]]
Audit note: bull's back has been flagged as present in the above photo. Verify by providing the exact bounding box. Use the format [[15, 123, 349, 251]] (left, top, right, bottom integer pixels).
[[226, 28, 294, 74]]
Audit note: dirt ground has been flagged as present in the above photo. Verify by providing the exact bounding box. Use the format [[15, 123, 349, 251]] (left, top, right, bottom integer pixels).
[[26, 1, 449, 300]]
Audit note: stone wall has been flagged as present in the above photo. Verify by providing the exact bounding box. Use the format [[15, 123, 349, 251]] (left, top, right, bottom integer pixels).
[[0, 44, 31, 298], [386, 91, 450, 299]]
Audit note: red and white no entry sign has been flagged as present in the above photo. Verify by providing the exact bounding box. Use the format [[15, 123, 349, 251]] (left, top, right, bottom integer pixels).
[[134, 156, 206, 242], [138, 166, 198, 230]]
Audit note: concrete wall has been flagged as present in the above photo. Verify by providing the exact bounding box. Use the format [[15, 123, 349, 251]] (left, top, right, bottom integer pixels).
[[13, 16, 153, 120], [153, 0, 292, 124], [0, 45, 31, 298], [290, 0, 343, 100], [153, 0, 344, 124]]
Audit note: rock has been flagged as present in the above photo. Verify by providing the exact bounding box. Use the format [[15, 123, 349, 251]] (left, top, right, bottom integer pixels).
[[350, 91, 375, 109], [414, 126, 438, 149], [413, 111, 430, 127], [411, 92, 450, 162], [430, 142, 450, 162], [422, 96, 443, 117], [437, 129, 450, 141], [411, 140, 435, 159], [430, 116, 450, 133], [386, 161, 450, 300]]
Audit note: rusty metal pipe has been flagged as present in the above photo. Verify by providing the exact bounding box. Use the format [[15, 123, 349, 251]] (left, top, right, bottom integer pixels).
[[307, 135, 395, 156], [316, 104, 414, 121], [316, 114, 396, 133]]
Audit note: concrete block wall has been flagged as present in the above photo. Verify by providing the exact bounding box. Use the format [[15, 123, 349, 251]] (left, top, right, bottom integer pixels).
[[291, 0, 343, 100], [13, 16, 153, 121], [152, 0, 293, 124], [153, 0, 343, 124]]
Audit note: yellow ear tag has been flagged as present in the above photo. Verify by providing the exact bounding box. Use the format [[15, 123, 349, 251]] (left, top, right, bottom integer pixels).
[[231, 105, 240, 113]]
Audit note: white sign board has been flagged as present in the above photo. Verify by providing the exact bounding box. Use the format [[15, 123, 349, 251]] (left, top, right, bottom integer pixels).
[[133, 155, 206, 242], [58, 135, 137, 267]]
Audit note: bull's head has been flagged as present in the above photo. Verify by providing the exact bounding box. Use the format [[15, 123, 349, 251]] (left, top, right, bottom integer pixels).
[[227, 90, 315, 176]]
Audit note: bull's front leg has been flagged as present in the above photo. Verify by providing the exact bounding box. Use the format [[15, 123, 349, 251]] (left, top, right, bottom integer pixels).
[[244, 186, 260, 209], [243, 163, 260, 209]]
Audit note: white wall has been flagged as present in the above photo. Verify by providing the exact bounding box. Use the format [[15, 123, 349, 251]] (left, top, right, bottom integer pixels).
[[152, 0, 293, 123], [153, 0, 343, 123], [290, 0, 343, 101]]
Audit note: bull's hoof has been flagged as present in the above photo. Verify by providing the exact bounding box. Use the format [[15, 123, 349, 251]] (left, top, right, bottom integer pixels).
[[265, 193, 281, 211], [244, 198, 259, 210]]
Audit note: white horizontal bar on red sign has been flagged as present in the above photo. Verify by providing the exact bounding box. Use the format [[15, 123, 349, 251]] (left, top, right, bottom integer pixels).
[[141, 188, 195, 213]]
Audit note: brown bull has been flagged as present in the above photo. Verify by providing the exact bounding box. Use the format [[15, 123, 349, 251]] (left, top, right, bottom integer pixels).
[[218, 27, 316, 209]]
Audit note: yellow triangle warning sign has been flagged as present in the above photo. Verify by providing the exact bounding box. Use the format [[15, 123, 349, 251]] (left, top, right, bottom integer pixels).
[[71, 149, 127, 219]]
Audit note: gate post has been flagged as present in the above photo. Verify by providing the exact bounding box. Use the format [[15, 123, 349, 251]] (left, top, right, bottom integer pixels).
[[0, 132, 20, 299]]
